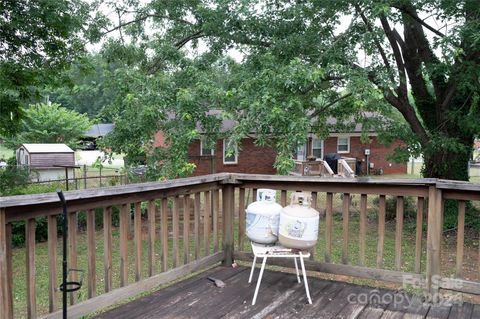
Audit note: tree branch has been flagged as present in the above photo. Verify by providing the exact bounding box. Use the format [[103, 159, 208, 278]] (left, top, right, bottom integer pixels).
[[382, 89, 429, 146], [400, 5, 445, 104], [360, 63, 429, 147], [379, 15, 408, 99], [309, 93, 353, 119], [102, 14, 195, 35], [174, 30, 204, 49], [392, 4, 445, 37], [355, 5, 395, 84]]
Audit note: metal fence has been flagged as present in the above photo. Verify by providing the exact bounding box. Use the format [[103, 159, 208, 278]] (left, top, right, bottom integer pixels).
[[25, 165, 127, 190]]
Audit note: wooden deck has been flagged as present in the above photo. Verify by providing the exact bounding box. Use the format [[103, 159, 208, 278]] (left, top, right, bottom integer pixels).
[[94, 266, 479, 319]]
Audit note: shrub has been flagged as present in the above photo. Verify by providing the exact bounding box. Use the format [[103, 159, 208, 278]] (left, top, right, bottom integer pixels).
[[0, 158, 30, 196], [372, 196, 418, 221]]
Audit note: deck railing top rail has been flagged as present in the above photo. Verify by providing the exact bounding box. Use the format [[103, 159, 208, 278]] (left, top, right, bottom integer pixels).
[[3, 173, 480, 211], [0, 173, 231, 209]]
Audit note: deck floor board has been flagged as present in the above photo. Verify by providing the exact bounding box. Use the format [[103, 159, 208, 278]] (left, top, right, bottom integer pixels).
[[94, 266, 479, 319]]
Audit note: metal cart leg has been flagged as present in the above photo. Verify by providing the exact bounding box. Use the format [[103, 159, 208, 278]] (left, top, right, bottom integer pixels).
[[294, 257, 301, 283], [299, 253, 312, 304], [252, 256, 267, 305], [248, 255, 257, 283]]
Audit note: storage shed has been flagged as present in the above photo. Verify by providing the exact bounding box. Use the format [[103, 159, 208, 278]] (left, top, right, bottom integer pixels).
[[16, 144, 75, 181]]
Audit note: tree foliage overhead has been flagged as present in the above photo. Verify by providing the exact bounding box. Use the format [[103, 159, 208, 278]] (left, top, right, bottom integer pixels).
[[0, 0, 92, 136], [43, 55, 119, 119], [95, 0, 479, 180]]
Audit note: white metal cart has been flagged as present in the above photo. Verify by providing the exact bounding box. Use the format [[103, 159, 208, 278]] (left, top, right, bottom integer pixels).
[[248, 242, 312, 305]]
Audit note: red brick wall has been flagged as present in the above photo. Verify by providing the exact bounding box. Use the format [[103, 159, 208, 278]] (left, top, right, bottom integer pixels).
[[154, 132, 407, 176], [321, 136, 407, 174], [187, 138, 277, 176]]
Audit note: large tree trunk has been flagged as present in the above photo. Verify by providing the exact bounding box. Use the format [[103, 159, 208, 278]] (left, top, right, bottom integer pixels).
[[423, 145, 473, 181]]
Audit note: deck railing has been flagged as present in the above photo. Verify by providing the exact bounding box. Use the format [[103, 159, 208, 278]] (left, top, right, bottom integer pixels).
[[1, 173, 480, 318]]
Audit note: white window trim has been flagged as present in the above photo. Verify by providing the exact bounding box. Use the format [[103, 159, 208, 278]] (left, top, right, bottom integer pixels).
[[337, 136, 350, 154], [200, 138, 214, 156], [223, 139, 238, 164], [311, 138, 324, 160]]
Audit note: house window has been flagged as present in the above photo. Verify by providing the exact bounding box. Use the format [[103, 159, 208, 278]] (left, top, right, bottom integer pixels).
[[296, 144, 307, 161], [223, 139, 238, 164], [337, 137, 350, 153], [312, 138, 324, 160], [200, 138, 214, 156]]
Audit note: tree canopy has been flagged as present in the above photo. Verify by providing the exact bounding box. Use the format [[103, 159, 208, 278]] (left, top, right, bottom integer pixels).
[[0, 0, 92, 136], [4, 103, 91, 150], [3, 0, 478, 180], [93, 0, 479, 180]]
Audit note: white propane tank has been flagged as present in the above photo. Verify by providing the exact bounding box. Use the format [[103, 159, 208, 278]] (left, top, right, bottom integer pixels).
[[246, 189, 282, 244], [278, 192, 319, 249]]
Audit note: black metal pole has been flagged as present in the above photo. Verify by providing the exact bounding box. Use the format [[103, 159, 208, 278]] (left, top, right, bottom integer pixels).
[[57, 190, 68, 319], [65, 168, 69, 191]]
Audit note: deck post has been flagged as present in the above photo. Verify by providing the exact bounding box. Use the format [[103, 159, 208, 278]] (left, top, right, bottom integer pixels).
[[425, 186, 442, 302], [0, 209, 13, 319], [222, 184, 234, 266]]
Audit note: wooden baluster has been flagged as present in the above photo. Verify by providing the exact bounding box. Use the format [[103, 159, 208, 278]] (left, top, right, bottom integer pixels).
[[281, 190, 287, 207], [222, 184, 234, 266], [48, 215, 58, 311], [161, 198, 168, 272], [134, 202, 142, 281], [119, 204, 129, 286], [173, 196, 180, 267], [194, 193, 201, 260], [183, 195, 191, 264], [204, 191, 211, 257], [0, 209, 13, 319], [359, 194, 367, 266], [310, 191, 318, 261], [213, 190, 219, 253], [377, 195, 386, 269], [148, 200, 156, 276], [415, 197, 424, 273], [426, 187, 442, 297], [325, 192, 333, 263], [456, 200, 466, 277], [103, 207, 113, 293], [6, 222, 13, 319], [86, 209, 96, 298], [311, 192, 318, 210], [68, 211, 78, 305], [26, 218, 36, 318], [342, 193, 350, 264], [238, 188, 246, 251], [395, 196, 404, 271]]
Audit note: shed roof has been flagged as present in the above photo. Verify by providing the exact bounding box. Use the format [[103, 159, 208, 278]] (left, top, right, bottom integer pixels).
[[84, 124, 114, 137], [20, 144, 74, 153]]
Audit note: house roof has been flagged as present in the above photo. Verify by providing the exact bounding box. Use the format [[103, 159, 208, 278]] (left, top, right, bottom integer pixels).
[[193, 110, 377, 134], [84, 124, 115, 137], [20, 144, 74, 153]]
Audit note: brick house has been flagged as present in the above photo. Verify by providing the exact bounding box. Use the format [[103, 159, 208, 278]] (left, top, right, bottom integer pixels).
[[154, 119, 407, 176]]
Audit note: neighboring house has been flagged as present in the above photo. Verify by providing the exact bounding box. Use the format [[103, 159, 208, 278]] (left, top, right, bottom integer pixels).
[[154, 117, 407, 176], [82, 123, 115, 150], [16, 143, 75, 181]]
